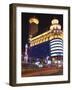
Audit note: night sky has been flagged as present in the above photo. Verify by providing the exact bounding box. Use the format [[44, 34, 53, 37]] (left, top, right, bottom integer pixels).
[[21, 12, 63, 53]]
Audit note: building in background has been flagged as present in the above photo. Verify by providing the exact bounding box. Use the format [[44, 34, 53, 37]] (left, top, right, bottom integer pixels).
[[29, 17, 39, 38]]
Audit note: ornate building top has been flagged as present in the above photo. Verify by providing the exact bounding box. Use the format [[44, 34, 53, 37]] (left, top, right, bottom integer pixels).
[[29, 19, 63, 47], [50, 19, 61, 30], [51, 19, 59, 24], [29, 17, 39, 24]]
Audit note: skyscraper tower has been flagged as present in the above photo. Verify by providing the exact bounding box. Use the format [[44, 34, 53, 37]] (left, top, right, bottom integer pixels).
[[49, 19, 63, 67], [29, 17, 39, 38]]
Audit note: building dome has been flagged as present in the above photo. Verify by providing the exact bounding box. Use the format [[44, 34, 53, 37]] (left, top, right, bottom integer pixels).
[[29, 17, 39, 24], [50, 19, 61, 30], [51, 19, 59, 24]]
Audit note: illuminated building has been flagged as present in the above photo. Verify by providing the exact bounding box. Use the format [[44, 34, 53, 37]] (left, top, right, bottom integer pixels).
[[49, 19, 63, 67], [29, 17, 39, 38], [28, 18, 63, 67]]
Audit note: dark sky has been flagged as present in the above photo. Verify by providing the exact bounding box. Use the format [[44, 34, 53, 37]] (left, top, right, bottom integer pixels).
[[21, 12, 63, 52]]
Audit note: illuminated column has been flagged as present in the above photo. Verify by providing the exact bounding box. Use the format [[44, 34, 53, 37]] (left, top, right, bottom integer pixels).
[[49, 19, 63, 67], [29, 17, 39, 38], [50, 39, 63, 57], [24, 44, 28, 63]]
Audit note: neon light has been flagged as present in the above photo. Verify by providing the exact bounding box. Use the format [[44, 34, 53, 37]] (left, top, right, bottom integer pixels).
[[50, 44, 63, 48], [51, 53, 63, 56], [51, 50, 63, 53], [50, 42, 63, 45], [50, 39, 63, 43], [51, 47, 63, 51]]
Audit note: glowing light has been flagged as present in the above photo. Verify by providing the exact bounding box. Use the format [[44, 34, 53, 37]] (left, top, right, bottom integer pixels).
[[58, 65, 62, 67], [50, 25, 53, 30], [50, 19, 62, 31], [57, 25, 61, 29], [29, 19, 63, 47], [48, 60, 51, 64], [54, 61, 58, 64], [58, 60, 61, 64], [50, 24, 61, 30], [50, 41, 63, 45], [29, 17, 39, 24], [51, 19, 59, 24], [45, 38, 48, 41], [50, 39, 63, 43], [51, 47, 63, 50], [24, 44, 28, 63], [52, 58, 55, 60], [58, 35, 63, 38], [49, 36, 54, 40], [50, 45, 63, 48], [54, 35, 58, 38], [43, 39, 46, 42], [29, 30, 50, 41], [51, 53, 63, 56]]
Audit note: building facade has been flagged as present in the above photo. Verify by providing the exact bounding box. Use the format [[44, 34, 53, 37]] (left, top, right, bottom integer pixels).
[[24, 17, 63, 67]]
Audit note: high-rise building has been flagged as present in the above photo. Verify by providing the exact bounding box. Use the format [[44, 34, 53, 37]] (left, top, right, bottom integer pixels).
[[29, 17, 39, 38], [49, 19, 63, 67]]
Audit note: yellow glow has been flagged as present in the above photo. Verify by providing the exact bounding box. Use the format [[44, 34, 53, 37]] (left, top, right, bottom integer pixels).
[[43, 39, 46, 42], [39, 40, 42, 43], [49, 36, 54, 40], [30, 33, 63, 45], [29, 18, 39, 24], [51, 19, 59, 24], [30, 30, 51, 41], [30, 35, 63, 47], [29, 27, 63, 47], [50, 26, 53, 30], [54, 35, 58, 38], [50, 24, 61, 30], [58, 35, 63, 39], [45, 38, 48, 41]]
